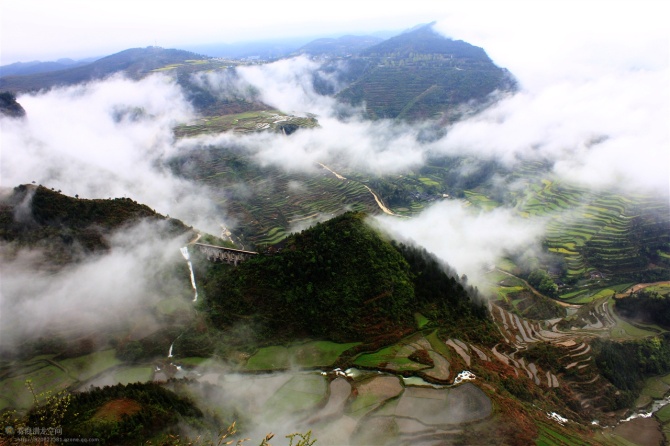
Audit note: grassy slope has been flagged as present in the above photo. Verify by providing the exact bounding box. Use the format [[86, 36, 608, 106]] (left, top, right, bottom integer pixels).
[[170, 147, 379, 247]]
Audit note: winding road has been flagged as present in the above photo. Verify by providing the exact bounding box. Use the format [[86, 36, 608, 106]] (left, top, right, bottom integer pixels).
[[317, 162, 401, 217]]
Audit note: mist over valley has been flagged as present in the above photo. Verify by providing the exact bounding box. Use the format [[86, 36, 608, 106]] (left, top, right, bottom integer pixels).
[[1, 4, 669, 445]]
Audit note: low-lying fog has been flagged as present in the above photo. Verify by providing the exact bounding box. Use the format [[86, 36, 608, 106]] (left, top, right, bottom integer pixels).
[[0, 8, 666, 369]]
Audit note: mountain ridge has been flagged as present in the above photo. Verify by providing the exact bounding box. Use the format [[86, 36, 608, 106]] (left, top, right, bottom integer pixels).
[[0, 184, 193, 265], [296, 34, 383, 56], [0, 57, 99, 78], [0, 47, 208, 92], [334, 23, 516, 120]]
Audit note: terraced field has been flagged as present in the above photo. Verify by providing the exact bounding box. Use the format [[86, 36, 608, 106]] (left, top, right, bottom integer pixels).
[[488, 281, 670, 425], [489, 301, 625, 416], [356, 160, 668, 291], [171, 111, 669, 291], [536, 422, 593, 446], [150, 59, 217, 73], [0, 350, 122, 410], [245, 341, 360, 371], [174, 110, 318, 138], [510, 176, 670, 290], [172, 148, 382, 247]]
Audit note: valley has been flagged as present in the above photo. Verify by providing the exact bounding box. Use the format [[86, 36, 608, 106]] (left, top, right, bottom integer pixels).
[[1, 16, 668, 446], [1, 185, 668, 445]]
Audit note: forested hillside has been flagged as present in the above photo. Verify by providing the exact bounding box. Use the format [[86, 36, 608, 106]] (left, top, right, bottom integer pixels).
[[0, 184, 192, 265], [201, 211, 491, 344]]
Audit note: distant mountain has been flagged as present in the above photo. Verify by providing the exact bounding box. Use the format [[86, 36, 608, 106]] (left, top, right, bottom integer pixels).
[[183, 37, 313, 60], [360, 22, 489, 60], [296, 35, 383, 57], [0, 57, 98, 78], [0, 26, 516, 123], [0, 46, 271, 116], [0, 47, 208, 92], [0, 91, 26, 118], [334, 23, 516, 120]]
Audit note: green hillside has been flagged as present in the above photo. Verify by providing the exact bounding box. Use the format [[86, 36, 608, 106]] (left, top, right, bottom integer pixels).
[[201, 211, 490, 344], [0, 184, 192, 265], [336, 24, 516, 120], [23, 382, 202, 445], [171, 143, 669, 292], [2, 188, 669, 445], [170, 147, 381, 247]]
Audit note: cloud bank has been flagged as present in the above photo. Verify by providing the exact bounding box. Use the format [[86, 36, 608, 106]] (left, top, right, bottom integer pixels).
[[1, 75, 225, 233], [183, 30, 669, 194], [175, 29, 667, 280], [0, 221, 191, 348], [376, 201, 546, 286], [430, 5, 669, 194], [2, 6, 667, 305]]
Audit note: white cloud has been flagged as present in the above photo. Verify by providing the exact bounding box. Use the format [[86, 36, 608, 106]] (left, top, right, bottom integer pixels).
[[236, 56, 336, 114], [376, 200, 546, 286], [433, 1, 668, 90], [430, 68, 669, 194], [428, 3, 670, 195], [0, 75, 226, 233], [0, 221, 192, 348]]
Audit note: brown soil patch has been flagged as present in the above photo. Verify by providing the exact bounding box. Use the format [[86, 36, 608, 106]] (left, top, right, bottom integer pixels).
[[613, 417, 663, 446], [93, 398, 142, 422], [408, 349, 434, 366], [616, 281, 670, 298], [356, 375, 404, 400]]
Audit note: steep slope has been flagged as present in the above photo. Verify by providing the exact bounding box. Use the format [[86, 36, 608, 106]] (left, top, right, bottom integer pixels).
[[335, 23, 516, 120], [201, 211, 490, 344], [1, 189, 664, 444]]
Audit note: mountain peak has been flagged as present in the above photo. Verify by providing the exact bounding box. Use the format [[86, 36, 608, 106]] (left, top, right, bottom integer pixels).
[[336, 25, 514, 120], [362, 22, 490, 62], [400, 21, 438, 34]]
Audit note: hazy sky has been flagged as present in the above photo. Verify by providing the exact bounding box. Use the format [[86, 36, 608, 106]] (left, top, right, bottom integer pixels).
[[2, 0, 666, 66], [1, 0, 437, 64]]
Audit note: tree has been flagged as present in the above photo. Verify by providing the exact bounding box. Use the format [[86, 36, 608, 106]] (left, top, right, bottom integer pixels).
[[117, 341, 144, 362], [527, 269, 558, 297]]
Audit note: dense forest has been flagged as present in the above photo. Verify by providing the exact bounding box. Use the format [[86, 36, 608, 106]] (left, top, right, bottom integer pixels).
[[0, 185, 192, 264], [615, 290, 670, 327], [201, 211, 493, 345], [27, 382, 202, 445], [593, 335, 670, 408]]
